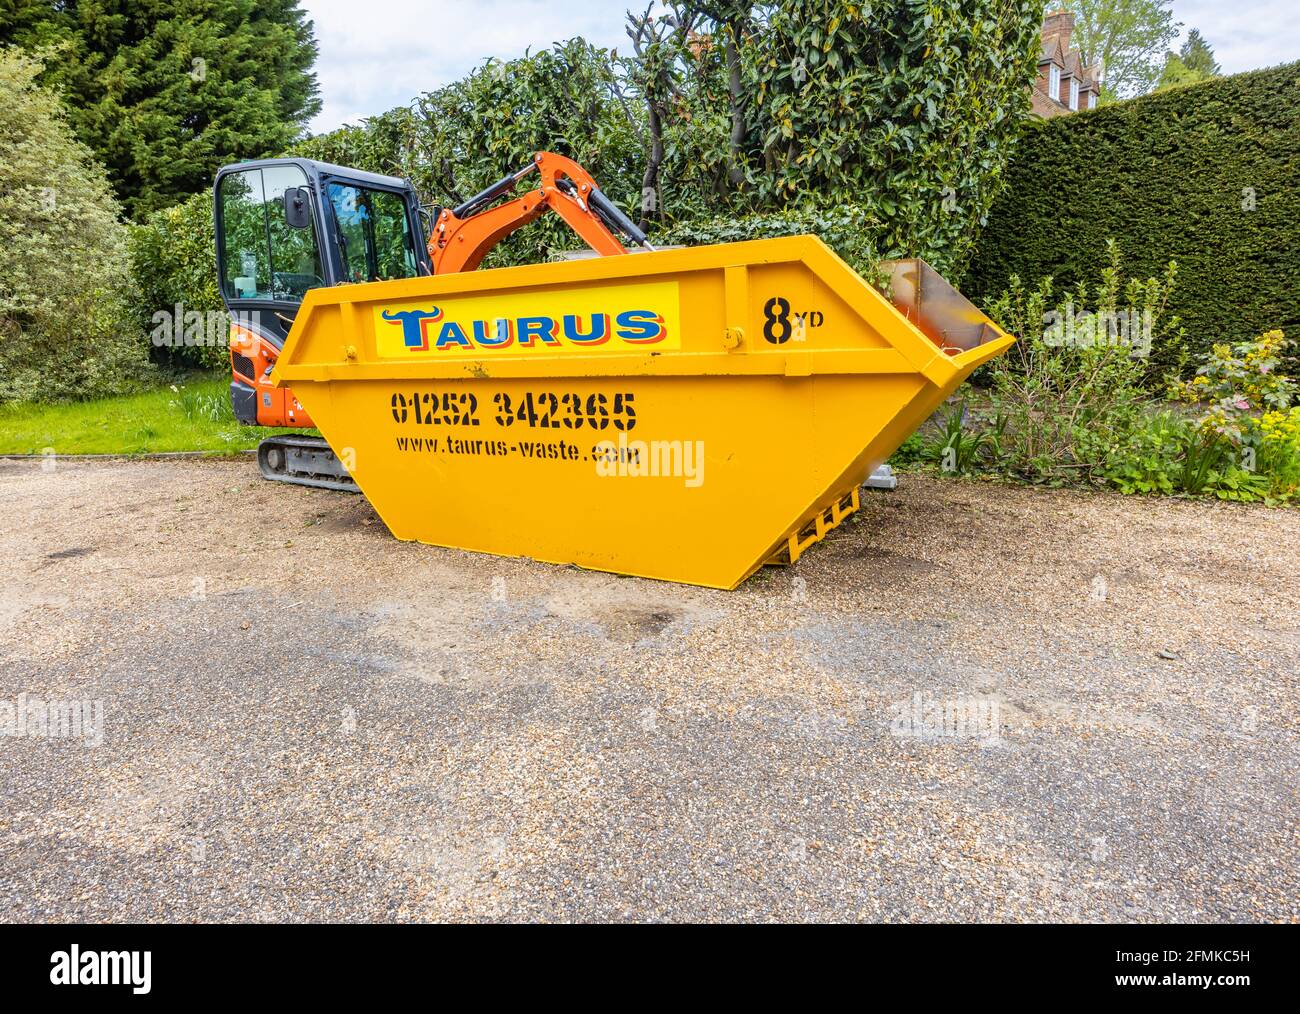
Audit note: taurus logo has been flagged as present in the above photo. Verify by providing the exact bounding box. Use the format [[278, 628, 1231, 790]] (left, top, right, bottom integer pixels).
[[381, 307, 443, 351]]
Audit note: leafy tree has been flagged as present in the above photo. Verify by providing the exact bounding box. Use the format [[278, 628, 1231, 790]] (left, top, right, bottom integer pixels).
[[1179, 28, 1220, 77], [0, 1, 321, 218], [1059, 0, 1180, 99], [625, 1, 1045, 273], [1155, 55, 1205, 91], [0, 48, 145, 403], [1155, 29, 1220, 92]]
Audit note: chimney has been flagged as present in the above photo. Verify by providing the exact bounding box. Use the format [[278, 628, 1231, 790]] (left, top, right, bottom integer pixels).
[[1042, 9, 1075, 46]]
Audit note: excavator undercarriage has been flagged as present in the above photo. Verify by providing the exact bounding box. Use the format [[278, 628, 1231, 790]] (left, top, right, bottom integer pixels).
[[257, 435, 357, 492]]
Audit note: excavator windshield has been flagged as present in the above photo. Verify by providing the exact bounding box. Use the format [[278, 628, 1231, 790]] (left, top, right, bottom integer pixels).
[[325, 182, 420, 283], [218, 164, 325, 303]]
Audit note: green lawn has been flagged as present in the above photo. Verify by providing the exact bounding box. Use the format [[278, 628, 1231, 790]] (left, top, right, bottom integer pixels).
[[0, 374, 307, 455]]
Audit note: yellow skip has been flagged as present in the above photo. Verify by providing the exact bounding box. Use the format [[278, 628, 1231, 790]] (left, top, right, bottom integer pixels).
[[272, 235, 1013, 589]]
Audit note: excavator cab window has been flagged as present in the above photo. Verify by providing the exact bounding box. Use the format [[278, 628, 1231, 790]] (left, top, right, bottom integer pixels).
[[218, 164, 325, 303], [326, 183, 420, 283]]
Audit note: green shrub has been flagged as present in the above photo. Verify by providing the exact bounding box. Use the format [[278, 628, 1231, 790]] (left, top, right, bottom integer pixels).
[[656, 205, 882, 279], [1257, 407, 1300, 498], [638, 1, 1044, 276], [971, 324, 1300, 502], [979, 242, 1184, 482], [128, 191, 226, 370], [1153, 329, 1300, 501], [965, 61, 1300, 370], [1169, 329, 1297, 423], [0, 49, 147, 403], [1102, 409, 1246, 497]]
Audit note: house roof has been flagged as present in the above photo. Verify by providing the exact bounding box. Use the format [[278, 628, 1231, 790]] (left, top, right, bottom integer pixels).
[[1037, 15, 1100, 90], [1031, 89, 1062, 117]]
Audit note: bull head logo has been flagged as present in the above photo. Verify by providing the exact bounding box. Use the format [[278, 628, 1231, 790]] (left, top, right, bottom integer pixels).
[[381, 307, 443, 351]]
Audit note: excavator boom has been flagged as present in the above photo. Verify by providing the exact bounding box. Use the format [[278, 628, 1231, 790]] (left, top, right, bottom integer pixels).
[[429, 151, 652, 273]]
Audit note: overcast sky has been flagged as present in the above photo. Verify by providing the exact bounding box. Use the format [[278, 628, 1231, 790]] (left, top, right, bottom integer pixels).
[[299, 0, 1300, 134]]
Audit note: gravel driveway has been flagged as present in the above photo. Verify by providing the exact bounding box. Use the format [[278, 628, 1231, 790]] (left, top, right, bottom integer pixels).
[[0, 457, 1295, 922]]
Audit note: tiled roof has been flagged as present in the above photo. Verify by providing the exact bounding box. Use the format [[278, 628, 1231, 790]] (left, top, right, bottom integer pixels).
[[1031, 89, 1063, 118]]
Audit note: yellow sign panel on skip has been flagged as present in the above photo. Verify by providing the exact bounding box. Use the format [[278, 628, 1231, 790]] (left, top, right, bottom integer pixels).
[[373, 279, 682, 358]]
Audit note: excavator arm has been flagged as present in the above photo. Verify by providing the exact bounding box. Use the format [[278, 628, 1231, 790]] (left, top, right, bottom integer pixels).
[[428, 151, 652, 273]]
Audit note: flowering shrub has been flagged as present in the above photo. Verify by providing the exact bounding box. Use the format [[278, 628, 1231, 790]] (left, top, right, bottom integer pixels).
[[1257, 406, 1300, 498], [1108, 329, 1299, 502], [908, 252, 1299, 505], [1170, 329, 1296, 436]]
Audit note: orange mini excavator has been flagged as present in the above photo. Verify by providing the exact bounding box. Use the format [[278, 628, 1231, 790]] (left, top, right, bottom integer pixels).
[[214, 151, 651, 489]]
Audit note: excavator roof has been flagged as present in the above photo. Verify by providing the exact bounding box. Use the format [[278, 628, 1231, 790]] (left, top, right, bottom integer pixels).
[[215, 156, 414, 194]]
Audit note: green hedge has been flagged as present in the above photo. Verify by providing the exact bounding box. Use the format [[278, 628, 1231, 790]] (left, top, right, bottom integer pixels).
[[964, 61, 1300, 367]]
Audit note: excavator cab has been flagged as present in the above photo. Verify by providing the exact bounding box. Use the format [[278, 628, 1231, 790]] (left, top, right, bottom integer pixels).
[[215, 158, 427, 430]]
